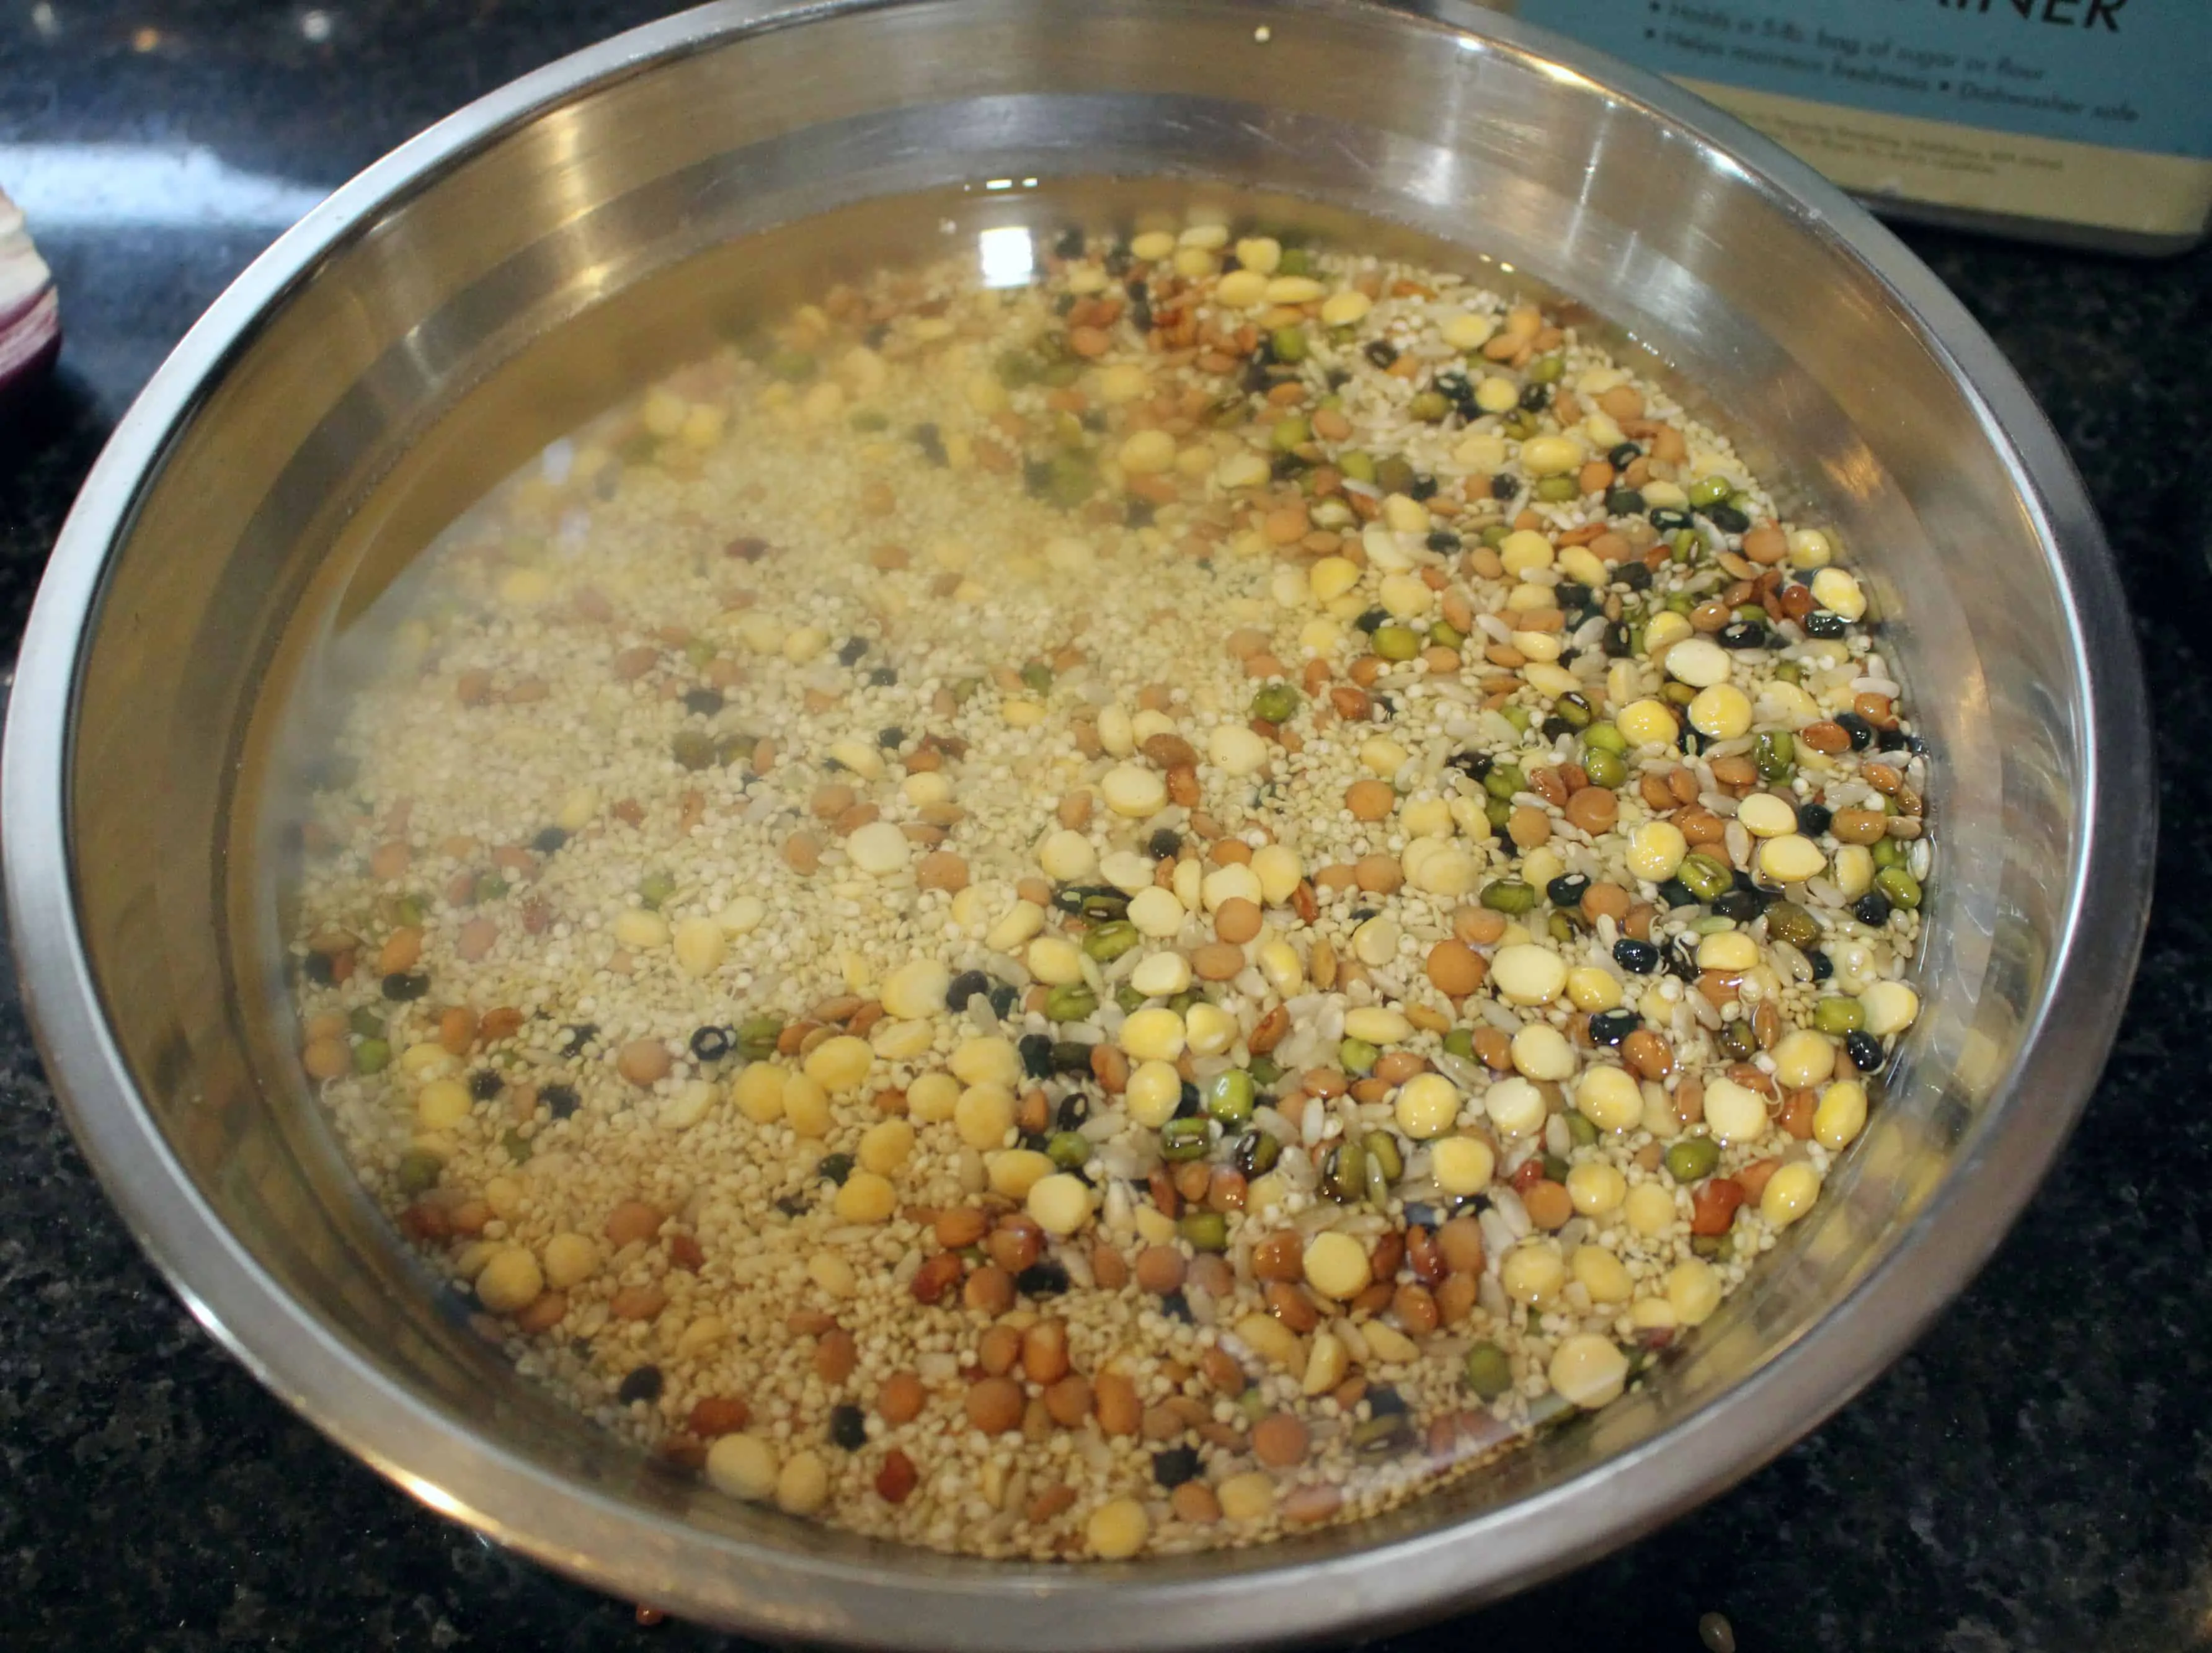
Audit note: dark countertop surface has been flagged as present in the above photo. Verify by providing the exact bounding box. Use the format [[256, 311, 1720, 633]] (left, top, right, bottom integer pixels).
[[4, 5, 2210, 1649]]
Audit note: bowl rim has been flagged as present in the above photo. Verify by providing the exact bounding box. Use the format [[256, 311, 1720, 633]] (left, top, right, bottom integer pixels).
[[2, 0, 2154, 1644]]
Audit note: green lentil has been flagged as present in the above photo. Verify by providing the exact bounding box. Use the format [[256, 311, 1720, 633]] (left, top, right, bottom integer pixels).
[[1813, 998, 1865, 1035], [1464, 1342, 1514, 1401], [1764, 902, 1821, 951], [1677, 853, 1732, 903], [1753, 730, 1795, 783], [1083, 921, 1140, 962], [1664, 1136, 1721, 1183], [1372, 625, 1420, 661], [767, 347, 817, 383], [1233, 1129, 1281, 1176], [1160, 1117, 1212, 1161], [1179, 1210, 1229, 1252], [1364, 1147, 1394, 1208], [1204, 1069, 1256, 1125], [1321, 1137, 1366, 1202], [1481, 879, 1537, 915], [1875, 866, 1922, 910], [735, 1015, 783, 1060], [1045, 983, 1099, 1022], [1364, 1130, 1404, 1184]]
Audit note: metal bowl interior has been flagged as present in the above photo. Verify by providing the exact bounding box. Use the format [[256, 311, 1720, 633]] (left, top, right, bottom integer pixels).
[[2, 0, 2151, 1646]]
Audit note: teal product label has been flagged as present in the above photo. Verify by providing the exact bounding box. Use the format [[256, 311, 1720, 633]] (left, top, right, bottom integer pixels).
[[1516, 0, 2212, 159]]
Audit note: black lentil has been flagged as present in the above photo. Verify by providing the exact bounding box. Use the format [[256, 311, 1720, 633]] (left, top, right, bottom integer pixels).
[[616, 1365, 665, 1406], [1016, 1261, 1071, 1298], [1614, 937, 1661, 973], [1589, 1009, 1640, 1047], [1152, 1447, 1201, 1489]]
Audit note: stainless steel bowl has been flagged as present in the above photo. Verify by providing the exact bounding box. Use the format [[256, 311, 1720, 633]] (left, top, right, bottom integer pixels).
[[3, 0, 2152, 1644]]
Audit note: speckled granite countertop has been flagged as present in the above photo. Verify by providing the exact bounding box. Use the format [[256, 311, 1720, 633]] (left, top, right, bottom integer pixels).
[[2, 4, 2208, 1649]]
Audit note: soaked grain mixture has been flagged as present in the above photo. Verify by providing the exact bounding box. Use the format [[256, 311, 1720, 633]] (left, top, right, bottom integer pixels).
[[286, 210, 1931, 1560]]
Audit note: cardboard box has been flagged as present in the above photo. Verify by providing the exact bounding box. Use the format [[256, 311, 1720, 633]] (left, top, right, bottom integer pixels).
[[1503, 0, 2212, 252]]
